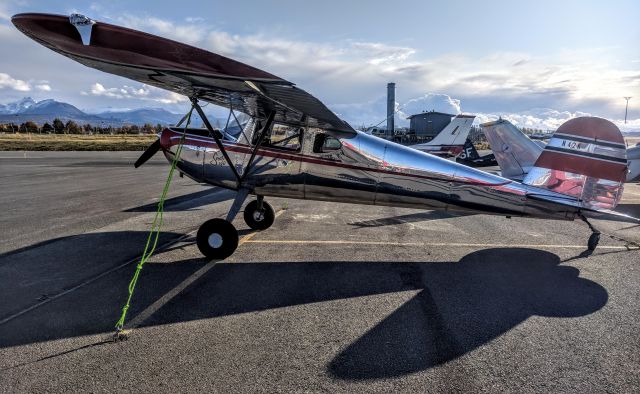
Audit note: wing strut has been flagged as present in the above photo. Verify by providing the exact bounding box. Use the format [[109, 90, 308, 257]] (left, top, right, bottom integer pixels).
[[239, 111, 276, 185], [191, 97, 276, 190], [191, 97, 241, 184]]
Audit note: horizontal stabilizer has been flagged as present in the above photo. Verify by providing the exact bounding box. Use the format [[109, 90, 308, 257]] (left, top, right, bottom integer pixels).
[[523, 117, 627, 210], [482, 119, 543, 179]]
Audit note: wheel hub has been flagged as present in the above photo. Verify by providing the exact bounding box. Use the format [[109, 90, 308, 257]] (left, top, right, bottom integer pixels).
[[253, 210, 265, 222], [208, 233, 223, 248]]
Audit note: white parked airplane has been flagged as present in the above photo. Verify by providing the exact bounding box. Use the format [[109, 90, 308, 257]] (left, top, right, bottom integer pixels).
[[409, 115, 475, 157]]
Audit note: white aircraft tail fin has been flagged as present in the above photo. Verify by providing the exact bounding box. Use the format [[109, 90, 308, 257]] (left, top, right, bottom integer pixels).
[[482, 119, 543, 179], [626, 145, 640, 182], [427, 115, 475, 147], [523, 117, 628, 210]]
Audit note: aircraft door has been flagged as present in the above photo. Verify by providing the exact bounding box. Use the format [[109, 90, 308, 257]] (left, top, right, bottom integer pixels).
[[248, 122, 304, 198], [302, 130, 378, 204]]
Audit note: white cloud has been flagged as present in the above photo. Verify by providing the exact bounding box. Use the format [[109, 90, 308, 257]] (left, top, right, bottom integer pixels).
[[185, 16, 204, 23], [117, 15, 206, 44], [350, 42, 416, 65], [0, 73, 30, 91], [84, 82, 187, 104], [2, 10, 636, 125], [331, 91, 640, 134], [399, 93, 462, 118], [476, 108, 592, 130], [0, 1, 11, 21]]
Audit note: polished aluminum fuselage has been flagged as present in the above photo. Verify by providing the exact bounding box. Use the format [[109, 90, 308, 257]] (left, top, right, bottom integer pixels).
[[162, 126, 584, 221]]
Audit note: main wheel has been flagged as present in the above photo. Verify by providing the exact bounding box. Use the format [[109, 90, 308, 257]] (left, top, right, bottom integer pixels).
[[243, 200, 275, 230], [196, 218, 238, 260], [587, 232, 600, 251]]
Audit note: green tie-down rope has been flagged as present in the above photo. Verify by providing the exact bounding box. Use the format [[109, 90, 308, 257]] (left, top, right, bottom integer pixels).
[[114, 107, 193, 333]]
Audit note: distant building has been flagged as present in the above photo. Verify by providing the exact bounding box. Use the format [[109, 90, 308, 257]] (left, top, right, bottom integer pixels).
[[407, 111, 455, 142]]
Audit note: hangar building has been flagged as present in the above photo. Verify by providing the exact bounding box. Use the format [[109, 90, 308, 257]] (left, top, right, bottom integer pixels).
[[407, 111, 455, 142]]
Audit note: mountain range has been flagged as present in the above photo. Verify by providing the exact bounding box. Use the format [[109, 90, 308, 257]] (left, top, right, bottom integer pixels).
[[0, 97, 188, 126]]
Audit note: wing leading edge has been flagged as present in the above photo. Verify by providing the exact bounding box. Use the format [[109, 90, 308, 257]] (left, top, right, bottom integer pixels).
[[12, 13, 355, 137]]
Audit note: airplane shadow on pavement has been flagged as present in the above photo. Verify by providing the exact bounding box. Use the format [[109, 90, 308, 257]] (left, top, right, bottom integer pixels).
[[123, 188, 233, 212], [348, 210, 472, 228], [0, 245, 607, 380]]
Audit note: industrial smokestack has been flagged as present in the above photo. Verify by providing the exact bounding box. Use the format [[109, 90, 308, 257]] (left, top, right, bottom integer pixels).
[[387, 82, 395, 139]]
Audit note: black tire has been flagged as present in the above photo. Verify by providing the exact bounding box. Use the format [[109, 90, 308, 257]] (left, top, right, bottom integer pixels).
[[588, 232, 600, 251], [196, 218, 238, 260], [243, 200, 275, 230]]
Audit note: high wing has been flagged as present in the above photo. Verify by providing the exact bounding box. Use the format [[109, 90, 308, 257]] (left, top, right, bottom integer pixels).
[[12, 13, 355, 137]]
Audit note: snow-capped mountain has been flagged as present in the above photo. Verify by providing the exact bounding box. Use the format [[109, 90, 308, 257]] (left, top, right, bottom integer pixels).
[[0, 97, 187, 126], [0, 97, 36, 114], [20, 99, 87, 118], [95, 108, 182, 125]]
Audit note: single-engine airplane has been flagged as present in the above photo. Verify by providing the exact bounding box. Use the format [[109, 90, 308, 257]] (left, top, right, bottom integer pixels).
[[12, 13, 638, 259], [483, 119, 640, 182], [408, 114, 475, 157]]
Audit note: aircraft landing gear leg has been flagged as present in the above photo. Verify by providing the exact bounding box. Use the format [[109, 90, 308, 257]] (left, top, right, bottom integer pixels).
[[196, 189, 249, 260], [244, 195, 275, 230], [580, 214, 601, 252]]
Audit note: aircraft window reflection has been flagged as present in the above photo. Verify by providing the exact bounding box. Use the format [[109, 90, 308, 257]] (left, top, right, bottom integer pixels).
[[254, 123, 302, 151], [313, 134, 342, 153]]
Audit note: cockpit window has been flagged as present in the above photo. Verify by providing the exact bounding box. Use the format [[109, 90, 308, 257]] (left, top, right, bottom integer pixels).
[[313, 134, 342, 153], [252, 122, 302, 151]]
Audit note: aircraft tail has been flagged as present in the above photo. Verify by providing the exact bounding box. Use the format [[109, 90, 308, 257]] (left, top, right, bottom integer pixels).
[[523, 117, 628, 210], [482, 119, 543, 180], [458, 138, 480, 160], [427, 115, 475, 148], [626, 145, 640, 182]]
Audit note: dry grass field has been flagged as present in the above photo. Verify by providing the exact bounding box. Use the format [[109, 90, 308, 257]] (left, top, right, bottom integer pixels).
[[0, 133, 157, 151]]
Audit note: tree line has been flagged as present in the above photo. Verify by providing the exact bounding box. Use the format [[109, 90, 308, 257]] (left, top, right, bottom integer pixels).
[[0, 118, 164, 134]]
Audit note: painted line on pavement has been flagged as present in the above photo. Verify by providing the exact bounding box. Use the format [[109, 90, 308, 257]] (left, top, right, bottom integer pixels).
[[242, 239, 634, 250]]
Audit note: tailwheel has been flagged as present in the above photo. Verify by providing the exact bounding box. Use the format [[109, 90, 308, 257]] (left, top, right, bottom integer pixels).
[[580, 214, 601, 252], [196, 218, 238, 259], [243, 199, 275, 230], [588, 232, 601, 251]]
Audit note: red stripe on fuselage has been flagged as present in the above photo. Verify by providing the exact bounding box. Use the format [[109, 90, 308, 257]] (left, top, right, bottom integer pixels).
[[161, 130, 511, 187]]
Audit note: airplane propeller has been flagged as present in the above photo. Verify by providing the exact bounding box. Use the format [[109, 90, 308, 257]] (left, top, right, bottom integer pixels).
[[134, 139, 161, 168]]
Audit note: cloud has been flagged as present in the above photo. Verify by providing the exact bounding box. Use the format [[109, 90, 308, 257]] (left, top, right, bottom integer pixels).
[[0, 70, 51, 93], [83, 82, 187, 104], [2, 10, 636, 124], [350, 42, 416, 65], [185, 16, 204, 23], [333, 92, 464, 128], [331, 91, 640, 134], [399, 93, 462, 117], [116, 15, 206, 44], [0, 73, 31, 91], [0, 0, 12, 21]]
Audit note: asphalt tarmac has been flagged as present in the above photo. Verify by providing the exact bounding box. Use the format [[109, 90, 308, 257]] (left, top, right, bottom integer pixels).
[[1, 151, 639, 392]]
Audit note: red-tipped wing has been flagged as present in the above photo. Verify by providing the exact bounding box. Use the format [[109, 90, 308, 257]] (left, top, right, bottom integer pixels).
[[12, 13, 355, 136]]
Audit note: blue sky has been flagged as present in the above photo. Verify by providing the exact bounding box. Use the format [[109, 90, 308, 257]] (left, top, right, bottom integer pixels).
[[0, 0, 639, 130]]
